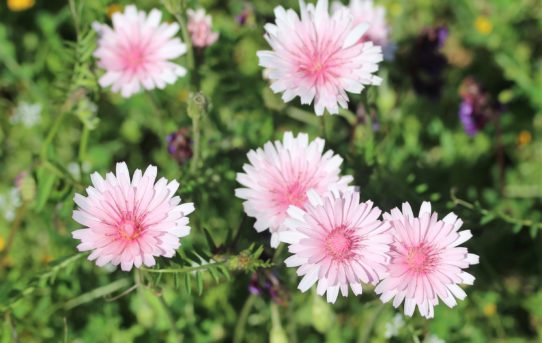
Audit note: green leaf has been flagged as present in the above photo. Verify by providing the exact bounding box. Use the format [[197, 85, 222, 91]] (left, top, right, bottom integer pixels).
[[196, 272, 203, 295], [35, 166, 57, 212], [529, 226, 538, 239]]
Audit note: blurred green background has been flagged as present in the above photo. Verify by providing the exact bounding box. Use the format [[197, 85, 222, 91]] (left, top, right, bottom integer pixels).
[[1, 0, 542, 342]]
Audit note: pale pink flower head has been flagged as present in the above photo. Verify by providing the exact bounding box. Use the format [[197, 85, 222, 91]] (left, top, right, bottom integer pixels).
[[257, 0, 383, 116], [279, 190, 392, 303], [235, 132, 353, 248], [332, 0, 390, 47], [187, 8, 219, 48], [375, 202, 479, 318], [72, 162, 195, 271], [93, 5, 187, 97]]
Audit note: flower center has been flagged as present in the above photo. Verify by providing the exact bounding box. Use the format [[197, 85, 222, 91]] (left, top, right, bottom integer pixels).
[[124, 45, 146, 71], [117, 212, 142, 240], [406, 243, 439, 274], [285, 181, 307, 207], [324, 226, 358, 261], [299, 56, 330, 81], [273, 180, 308, 213]]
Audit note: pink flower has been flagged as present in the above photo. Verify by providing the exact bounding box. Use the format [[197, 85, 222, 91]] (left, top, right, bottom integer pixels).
[[279, 190, 392, 303], [375, 202, 479, 318], [257, 0, 383, 116], [235, 132, 353, 248], [332, 0, 390, 47], [72, 162, 194, 271], [93, 5, 187, 97], [187, 8, 219, 48]]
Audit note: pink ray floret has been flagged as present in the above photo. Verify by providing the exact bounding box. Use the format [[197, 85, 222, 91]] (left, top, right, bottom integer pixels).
[[187, 8, 219, 48], [72, 162, 195, 271], [279, 190, 392, 303], [332, 0, 390, 47], [235, 132, 353, 248], [257, 0, 383, 116], [375, 202, 479, 318], [93, 5, 187, 97]]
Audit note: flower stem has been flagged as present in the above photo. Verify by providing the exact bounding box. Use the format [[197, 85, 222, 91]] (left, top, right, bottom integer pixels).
[[357, 302, 386, 343], [78, 124, 90, 163], [187, 93, 206, 174], [41, 110, 68, 161], [172, 0, 194, 72], [141, 261, 224, 274], [63, 278, 132, 311], [233, 294, 256, 343]]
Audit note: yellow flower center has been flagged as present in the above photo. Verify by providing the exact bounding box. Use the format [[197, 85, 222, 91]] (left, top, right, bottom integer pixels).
[[7, 0, 34, 12], [475, 16, 493, 35]]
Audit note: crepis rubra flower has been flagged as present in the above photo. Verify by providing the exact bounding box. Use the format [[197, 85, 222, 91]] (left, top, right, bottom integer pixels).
[[279, 190, 392, 303], [375, 202, 479, 318], [72, 162, 194, 271], [93, 5, 187, 97], [235, 132, 352, 248], [257, 0, 383, 116], [187, 8, 219, 48]]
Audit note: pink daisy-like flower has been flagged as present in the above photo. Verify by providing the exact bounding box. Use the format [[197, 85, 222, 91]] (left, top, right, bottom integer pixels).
[[279, 190, 392, 303], [93, 5, 187, 97], [235, 132, 353, 248], [187, 8, 219, 48], [375, 202, 479, 318], [332, 0, 390, 47], [72, 162, 194, 271], [257, 0, 383, 116]]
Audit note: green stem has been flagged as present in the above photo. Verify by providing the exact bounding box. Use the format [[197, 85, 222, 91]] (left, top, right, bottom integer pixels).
[[42, 160, 84, 190], [63, 278, 131, 311], [187, 93, 206, 175], [233, 294, 256, 343], [357, 303, 386, 343], [155, 293, 182, 341], [173, 1, 194, 72], [0, 203, 27, 260], [78, 125, 90, 163], [320, 115, 327, 139], [407, 323, 421, 343], [141, 261, 224, 274], [450, 188, 542, 229], [41, 110, 68, 161], [191, 112, 201, 174]]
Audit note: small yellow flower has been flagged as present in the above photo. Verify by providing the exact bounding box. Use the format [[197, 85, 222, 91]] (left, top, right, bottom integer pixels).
[[42, 255, 53, 265], [517, 130, 532, 146], [107, 4, 123, 19], [7, 0, 34, 12], [483, 303, 497, 316], [178, 89, 190, 102], [0, 236, 5, 252], [475, 16, 493, 35], [1, 256, 13, 267]]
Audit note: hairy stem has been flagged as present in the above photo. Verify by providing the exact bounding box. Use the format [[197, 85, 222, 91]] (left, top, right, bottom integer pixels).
[[141, 261, 225, 274]]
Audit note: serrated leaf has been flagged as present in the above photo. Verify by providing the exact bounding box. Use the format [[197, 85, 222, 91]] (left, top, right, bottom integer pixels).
[[196, 272, 203, 295], [184, 273, 191, 294]]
